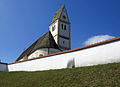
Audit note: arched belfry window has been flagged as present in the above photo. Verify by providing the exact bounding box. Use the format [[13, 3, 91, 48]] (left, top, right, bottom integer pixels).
[[64, 25, 66, 30]]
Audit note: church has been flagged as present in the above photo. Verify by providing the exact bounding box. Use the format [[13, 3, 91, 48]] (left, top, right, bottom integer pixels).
[[16, 5, 71, 61], [1, 5, 120, 72]]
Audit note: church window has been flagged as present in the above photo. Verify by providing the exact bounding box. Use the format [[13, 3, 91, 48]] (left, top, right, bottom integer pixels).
[[64, 25, 66, 30], [61, 24, 63, 29], [63, 15, 66, 19], [39, 54, 43, 56], [52, 25, 56, 32], [63, 41, 65, 44]]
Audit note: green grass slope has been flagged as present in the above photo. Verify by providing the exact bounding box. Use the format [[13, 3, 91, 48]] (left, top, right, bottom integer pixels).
[[0, 62, 120, 87]]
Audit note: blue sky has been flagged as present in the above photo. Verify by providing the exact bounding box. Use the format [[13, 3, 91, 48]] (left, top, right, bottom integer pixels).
[[0, 0, 120, 63]]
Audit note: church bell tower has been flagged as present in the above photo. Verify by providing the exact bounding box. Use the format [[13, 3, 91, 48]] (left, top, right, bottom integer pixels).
[[49, 5, 71, 51]]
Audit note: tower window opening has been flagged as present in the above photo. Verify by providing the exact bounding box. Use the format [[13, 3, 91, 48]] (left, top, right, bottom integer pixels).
[[64, 25, 66, 30], [61, 24, 63, 29], [63, 41, 65, 44], [63, 15, 66, 19], [52, 25, 56, 32]]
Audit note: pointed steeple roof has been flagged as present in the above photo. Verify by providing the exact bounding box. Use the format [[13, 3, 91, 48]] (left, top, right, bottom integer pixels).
[[51, 5, 65, 23], [16, 31, 60, 61]]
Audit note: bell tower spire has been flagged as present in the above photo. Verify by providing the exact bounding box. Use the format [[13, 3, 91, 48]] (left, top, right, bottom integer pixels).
[[49, 5, 71, 51]]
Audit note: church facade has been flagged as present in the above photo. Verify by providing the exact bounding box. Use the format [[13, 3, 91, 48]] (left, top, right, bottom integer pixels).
[[16, 5, 71, 61]]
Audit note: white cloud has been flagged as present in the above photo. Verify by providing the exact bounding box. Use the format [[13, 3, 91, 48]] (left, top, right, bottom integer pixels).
[[84, 35, 115, 46]]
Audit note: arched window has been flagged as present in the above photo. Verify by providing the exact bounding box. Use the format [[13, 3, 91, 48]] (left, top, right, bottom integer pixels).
[[64, 25, 66, 30], [39, 54, 43, 56]]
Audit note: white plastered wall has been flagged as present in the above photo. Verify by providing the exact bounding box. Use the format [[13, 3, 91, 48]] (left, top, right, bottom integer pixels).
[[49, 20, 59, 44], [28, 49, 48, 59], [8, 40, 120, 71], [8, 55, 69, 71], [28, 48, 61, 59], [0, 64, 8, 71], [59, 37, 69, 48]]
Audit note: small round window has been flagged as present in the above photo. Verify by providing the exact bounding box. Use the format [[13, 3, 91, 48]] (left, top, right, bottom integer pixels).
[[39, 54, 43, 56]]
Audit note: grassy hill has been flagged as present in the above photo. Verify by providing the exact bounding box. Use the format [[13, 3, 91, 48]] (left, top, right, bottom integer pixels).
[[0, 62, 120, 87]]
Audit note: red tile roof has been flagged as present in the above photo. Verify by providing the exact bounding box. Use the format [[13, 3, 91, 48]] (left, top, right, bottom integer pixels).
[[8, 36, 120, 65], [0, 62, 7, 65]]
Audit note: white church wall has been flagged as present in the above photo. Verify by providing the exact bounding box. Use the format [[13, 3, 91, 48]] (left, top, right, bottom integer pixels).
[[49, 20, 59, 44], [28, 48, 61, 60], [28, 49, 48, 59], [59, 37, 69, 48], [8, 40, 120, 71], [0, 63, 8, 71], [53, 36, 58, 44]]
